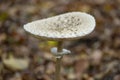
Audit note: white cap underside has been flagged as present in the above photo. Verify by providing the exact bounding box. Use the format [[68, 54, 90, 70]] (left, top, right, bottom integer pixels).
[[24, 12, 96, 40]]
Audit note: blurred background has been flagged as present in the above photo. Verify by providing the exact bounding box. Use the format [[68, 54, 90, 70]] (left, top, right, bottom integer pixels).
[[0, 0, 120, 80]]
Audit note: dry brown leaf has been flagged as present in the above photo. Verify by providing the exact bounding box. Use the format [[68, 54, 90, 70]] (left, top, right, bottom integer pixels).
[[114, 75, 120, 80], [9, 73, 22, 80], [90, 50, 103, 65]]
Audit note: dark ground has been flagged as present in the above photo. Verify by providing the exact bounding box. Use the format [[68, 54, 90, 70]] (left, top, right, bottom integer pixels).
[[0, 0, 120, 80]]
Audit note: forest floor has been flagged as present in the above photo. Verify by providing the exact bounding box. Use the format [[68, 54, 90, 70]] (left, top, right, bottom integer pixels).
[[0, 0, 120, 80]]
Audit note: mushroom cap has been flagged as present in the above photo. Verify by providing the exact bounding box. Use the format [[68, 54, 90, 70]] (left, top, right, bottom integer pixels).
[[24, 12, 96, 41]]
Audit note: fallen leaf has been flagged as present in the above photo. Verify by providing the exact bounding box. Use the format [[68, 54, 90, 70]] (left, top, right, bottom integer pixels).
[[3, 55, 29, 71], [9, 73, 22, 80], [114, 75, 120, 80], [90, 50, 103, 65]]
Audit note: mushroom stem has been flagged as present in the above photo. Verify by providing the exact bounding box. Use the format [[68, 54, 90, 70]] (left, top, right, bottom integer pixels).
[[55, 41, 63, 80], [57, 41, 63, 52]]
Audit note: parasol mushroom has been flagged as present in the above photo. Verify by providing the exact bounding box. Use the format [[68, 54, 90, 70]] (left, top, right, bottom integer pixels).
[[23, 12, 96, 80]]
